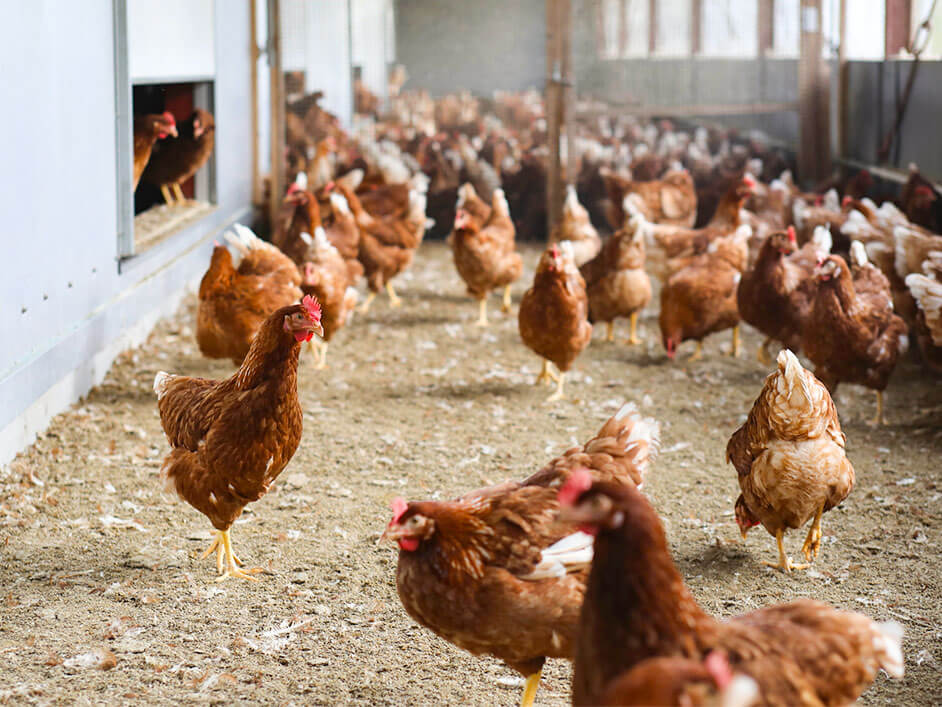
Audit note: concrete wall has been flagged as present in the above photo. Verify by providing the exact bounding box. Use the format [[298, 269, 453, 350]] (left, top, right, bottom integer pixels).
[[0, 0, 255, 466]]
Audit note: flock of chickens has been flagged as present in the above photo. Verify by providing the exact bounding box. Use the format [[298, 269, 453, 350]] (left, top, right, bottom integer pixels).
[[142, 88, 942, 705]]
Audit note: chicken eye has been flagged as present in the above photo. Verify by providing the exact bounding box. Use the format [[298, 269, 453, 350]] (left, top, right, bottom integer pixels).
[[407, 516, 422, 527]]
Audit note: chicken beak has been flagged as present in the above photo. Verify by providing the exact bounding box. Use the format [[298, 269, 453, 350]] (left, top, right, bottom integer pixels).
[[740, 526, 749, 540]]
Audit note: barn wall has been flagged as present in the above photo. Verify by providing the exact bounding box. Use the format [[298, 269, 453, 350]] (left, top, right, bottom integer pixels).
[[0, 0, 255, 466]]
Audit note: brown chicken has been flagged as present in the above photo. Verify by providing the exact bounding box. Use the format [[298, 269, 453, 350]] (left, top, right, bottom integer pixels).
[[659, 227, 749, 361], [737, 226, 829, 364], [603, 169, 697, 231], [141, 109, 215, 205], [132, 112, 177, 189], [899, 164, 942, 233], [649, 175, 753, 258], [559, 475, 904, 706], [456, 181, 492, 230], [383, 403, 660, 707], [599, 652, 759, 707], [580, 201, 652, 344], [549, 185, 601, 266], [518, 242, 592, 401], [196, 226, 303, 365], [906, 266, 942, 372], [727, 350, 855, 572], [299, 229, 358, 369], [452, 189, 523, 325], [802, 255, 909, 424], [154, 296, 323, 580]]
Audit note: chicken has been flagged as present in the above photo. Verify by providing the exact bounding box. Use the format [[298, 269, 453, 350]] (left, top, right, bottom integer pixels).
[[648, 176, 753, 258], [132, 112, 177, 189], [580, 198, 652, 344], [322, 189, 365, 283], [456, 181, 492, 231], [802, 255, 909, 424], [549, 185, 601, 266], [791, 189, 847, 249], [603, 169, 697, 231], [451, 189, 523, 325], [893, 224, 942, 281], [558, 474, 904, 706], [899, 164, 942, 233], [599, 652, 759, 707], [658, 227, 750, 361], [726, 350, 854, 572], [905, 265, 942, 373], [196, 226, 303, 365], [141, 109, 216, 205], [737, 226, 829, 364], [154, 296, 324, 580], [299, 229, 358, 369], [383, 403, 659, 707], [518, 242, 592, 401]]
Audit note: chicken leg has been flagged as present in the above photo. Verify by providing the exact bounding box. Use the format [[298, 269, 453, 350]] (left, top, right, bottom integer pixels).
[[386, 281, 402, 308], [869, 391, 885, 426], [546, 372, 566, 402], [501, 285, 513, 313], [172, 183, 186, 203], [625, 312, 641, 345], [475, 298, 489, 326], [520, 668, 543, 707], [757, 337, 772, 366], [160, 184, 176, 205], [688, 341, 703, 362], [605, 322, 615, 343], [801, 504, 825, 562], [358, 292, 376, 314], [763, 528, 809, 573], [534, 359, 558, 386], [731, 325, 741, 358], [201, 529, 262, 581]]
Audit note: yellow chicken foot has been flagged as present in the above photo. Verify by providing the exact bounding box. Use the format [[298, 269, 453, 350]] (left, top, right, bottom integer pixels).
[[160, 184, 175, 205], [731, 325, 741, 358], [801, 504, 825, 562], [475, 298, 489, 326], [545, 372, 566, 402], [501, 285, 513, 313], [605, 321, 615, 342], [201, 529, 245, 574], [215, 529, 263, 582], [172, 183, 186, 202], [314, 341, 329, 370], [386, 281, 402, 308], [757, 337, 772, 365], [520, 668, 543, 707], [357, 291, 376, 314], [625, 311, 641, 345], [762, 529, 809, 573], [535, 359, 558, 386], [687, 341, 703, 362], [869, 391, 885, 426]]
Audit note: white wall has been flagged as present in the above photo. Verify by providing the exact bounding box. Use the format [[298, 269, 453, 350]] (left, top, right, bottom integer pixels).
[[0, 0, 256, 467], [308, 0, 353, 126], [352, 0, 391, 100], [128, 0, 216, 81]]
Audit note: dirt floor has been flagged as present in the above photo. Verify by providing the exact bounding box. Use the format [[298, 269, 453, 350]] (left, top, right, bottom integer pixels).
[[1, 242, 940, 705]]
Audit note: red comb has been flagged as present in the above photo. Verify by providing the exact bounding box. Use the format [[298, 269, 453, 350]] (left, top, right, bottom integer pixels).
[[213, 239, 221, 247], [915, 185, 935, 197], [704, 651, 733, 689], [325, 181, 335, 192], [558, 469, 594, 508], [390, 497, 409, 524], [287, 183, 301, 196], [842, 195, 852, 207], [301, 294, 322, 322], [742, 174, 757, 188], [550, 244, 560, 258], [814, 194, 824, 206], [786, 225, 796, 243], [161, 111, 175, 124]]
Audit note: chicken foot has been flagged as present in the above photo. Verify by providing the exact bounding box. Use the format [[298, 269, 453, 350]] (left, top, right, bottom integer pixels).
[[605, 322, 615, 343], [309, 339, 328, 369], [501, 285, 513, 313], [731, 325, 741, 358], [386, 281, 402, 308], [172, 183, 186, 203], [625, 311, 642, 345], [358, 292, 376, 314], [202, 529, 263, 581], [545, 372, 566, 402], [535, 359, 558, 386], [475, 298, 489, 327], [869, 391, 886, 426], [520, 667, 543, 707], [763, 528, 809, 573], [688, 342, 703, 362], [757, 337, 772, 366], [160, 184, 176, 206], [801, 504, 825, 563]]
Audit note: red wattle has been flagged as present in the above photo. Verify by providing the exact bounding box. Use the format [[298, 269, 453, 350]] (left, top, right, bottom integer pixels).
[[398, 538, 419, 551]]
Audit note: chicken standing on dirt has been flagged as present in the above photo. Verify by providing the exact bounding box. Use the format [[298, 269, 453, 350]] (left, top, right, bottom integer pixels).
[[451, 189, 523, 325], [558, 474, 904, 706], [549, 185, 601, 266], [154, 296, 324, 580], [726, 350, 855, 572], [196, 226, 303, 365], [518, 242, 592, 401], [580, 198, 652, 345], [383, 404, 659, 707]]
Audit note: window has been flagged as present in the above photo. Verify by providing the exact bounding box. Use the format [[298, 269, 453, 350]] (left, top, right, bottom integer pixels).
[[655, 0, 691, 56], [114, 0, 218, 262], [912, 0, 942, 58], [773, 0, 800, 57], [702, 0, 758, 56], [599, 0, 650, 59], [822, 0, 886, 59]]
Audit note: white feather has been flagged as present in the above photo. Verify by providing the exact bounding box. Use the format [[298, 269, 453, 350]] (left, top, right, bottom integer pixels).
[[520, 531, 594, 580], [153, 371, 174, 400]]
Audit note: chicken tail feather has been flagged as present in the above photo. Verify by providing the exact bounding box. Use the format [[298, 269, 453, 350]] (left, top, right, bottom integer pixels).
[[588, 403, 661, 487], [153, 371, 176, 401], [872, 620, 905, 678]]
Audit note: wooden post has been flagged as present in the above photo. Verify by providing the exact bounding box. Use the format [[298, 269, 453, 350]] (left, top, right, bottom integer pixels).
[[249, 0, 261, 206], [798, 0, 830, 183], [837, 0, 849, 160], [268, 0, 286, 234], [545, 0, 572, 235], [758, 0, 774, 54], [885, 0, 913, 57], [648, 0, 658, 53], [690, 0, 702, 54]]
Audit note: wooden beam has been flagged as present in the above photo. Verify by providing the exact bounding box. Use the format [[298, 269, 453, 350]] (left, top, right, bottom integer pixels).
[[691, 0, 702, 54], [885, 0, 912, 57], [798, 0, 831, 183], [648, 0, 657, 53], [758, 0, 774, 54], [268, 0, 286, 234], [837, 0, 849, 159], [249, 0, 261, 206], [577, 101, 800, 118], [545, 0, 573, 235]]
